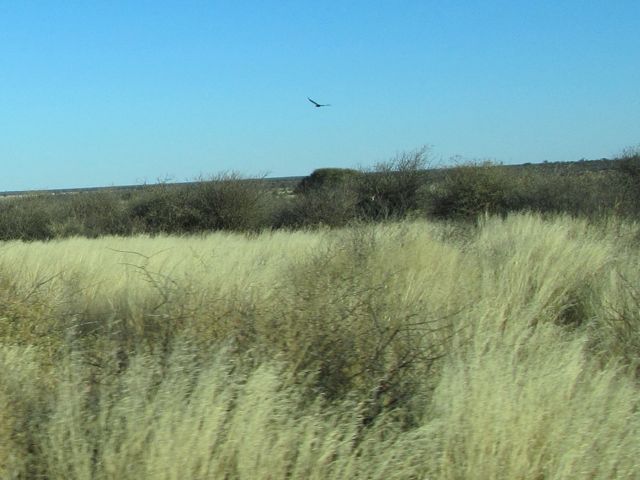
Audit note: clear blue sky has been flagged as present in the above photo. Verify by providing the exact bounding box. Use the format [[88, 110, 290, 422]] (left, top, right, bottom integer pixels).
[[1, 1, 639, 191]]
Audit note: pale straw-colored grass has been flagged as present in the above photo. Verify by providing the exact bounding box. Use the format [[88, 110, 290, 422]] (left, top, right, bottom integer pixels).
[[1, 213, 639, 478]]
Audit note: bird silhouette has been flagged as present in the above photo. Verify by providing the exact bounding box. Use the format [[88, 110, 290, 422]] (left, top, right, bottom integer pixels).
[[308, 97, 331, 108]]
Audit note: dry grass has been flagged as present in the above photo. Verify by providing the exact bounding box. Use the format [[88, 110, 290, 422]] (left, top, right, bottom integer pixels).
[[1, 213, 640, 478]]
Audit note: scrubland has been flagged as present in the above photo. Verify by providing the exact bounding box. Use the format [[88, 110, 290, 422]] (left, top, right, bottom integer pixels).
[[1, 212, 640, 478]]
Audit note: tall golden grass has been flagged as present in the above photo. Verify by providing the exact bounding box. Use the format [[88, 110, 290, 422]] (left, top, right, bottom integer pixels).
[[1, 213, 639, 478]]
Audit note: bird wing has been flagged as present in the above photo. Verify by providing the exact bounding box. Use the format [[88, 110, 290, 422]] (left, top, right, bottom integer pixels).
[[308, 97, 321, 106]]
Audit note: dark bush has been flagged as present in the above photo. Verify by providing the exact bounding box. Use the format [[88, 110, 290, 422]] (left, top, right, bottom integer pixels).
[[128, 183, 192, 234], [283, 147, 433, 226], [509, 169, 622, 218], [0, 196, 55, 241], [356, 147, 430, 220], [294, 168, 362, 194], [274, 184, 359, 228], [50, 191, 132, 237], [612, 146, 640, 217], [616, 146, 640, 180], [277, 168, 363, 228], [181, 174, 274, 232], [129, 174, 274, 234], [425, 160, 514, 220]]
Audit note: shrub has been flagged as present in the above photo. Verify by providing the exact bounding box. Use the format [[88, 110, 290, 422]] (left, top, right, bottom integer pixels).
[[0, 196, 55, 241], [274, 184, 359, 228], [49, 190, 132, 238], [127, 183, 192, 234], [590, 271, 640, 376], [182, 173, 274, 232], [129, 174, 274, 234], [356, 147, 430, 220], [255, 224, 452, 420], [616, 145, 640, 180], [612, 145, 640, 217], [294, 168, 361, 194], [426, 160, 514, 220], [509, 169, 622, 218]]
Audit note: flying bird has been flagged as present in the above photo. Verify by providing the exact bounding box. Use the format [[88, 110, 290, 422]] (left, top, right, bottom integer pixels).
[[308, 97, 331, 108]]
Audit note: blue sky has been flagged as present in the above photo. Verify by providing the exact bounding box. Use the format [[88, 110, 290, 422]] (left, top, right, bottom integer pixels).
[[1, 1, 639, 191]]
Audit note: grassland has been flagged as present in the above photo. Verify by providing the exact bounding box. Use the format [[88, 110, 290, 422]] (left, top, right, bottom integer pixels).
[[1, 212, 640, 478]]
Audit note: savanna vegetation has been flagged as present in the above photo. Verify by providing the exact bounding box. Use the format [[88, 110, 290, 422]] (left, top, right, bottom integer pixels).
[[1, 145, 639, 239], [1, 146, 640, 478]]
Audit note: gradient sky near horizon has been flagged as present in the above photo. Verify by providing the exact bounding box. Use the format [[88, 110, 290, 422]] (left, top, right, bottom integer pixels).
[[1, 1, 639, 191]]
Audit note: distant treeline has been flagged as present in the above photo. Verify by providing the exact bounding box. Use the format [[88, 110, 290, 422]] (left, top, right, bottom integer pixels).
[[1, 147, 639, 241]]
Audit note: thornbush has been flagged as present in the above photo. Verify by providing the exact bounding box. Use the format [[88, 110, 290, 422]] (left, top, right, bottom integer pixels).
[[294, 168, 361, 194], [508, 168, 623, 218], [0, 196, 55, 241], [50, 190, 132, 238], [129, 174, 274, 234], [425, 160, 514, 220], [274, 184, 359, 228], [181, 173, 274, 232], [127, 183, 193, 234], [612, 145, 640, 217], [356, 147, 430, 220]]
